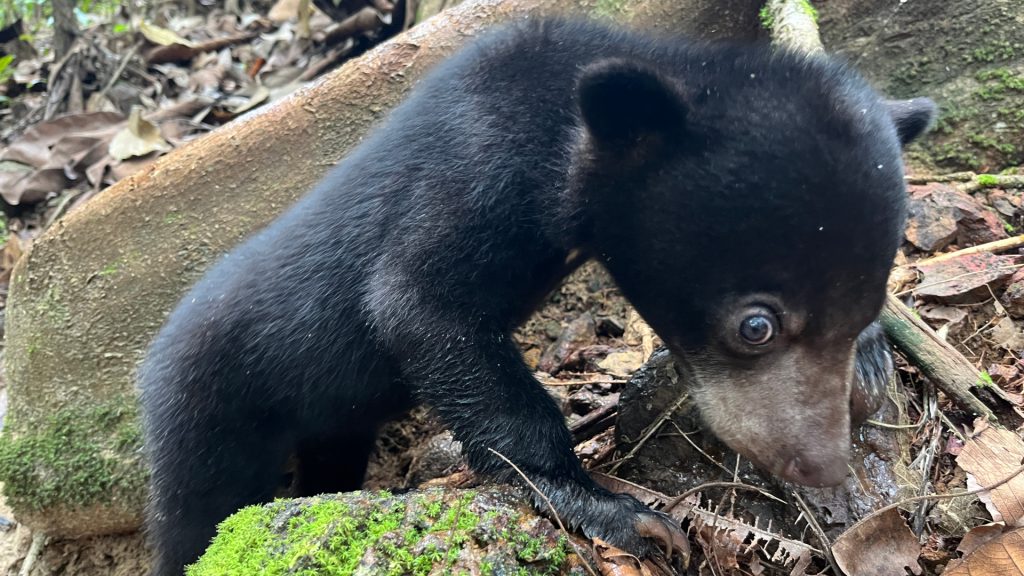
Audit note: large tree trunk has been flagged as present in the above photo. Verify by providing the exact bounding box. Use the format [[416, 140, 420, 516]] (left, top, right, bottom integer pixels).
[[51, 0, 79, 61]]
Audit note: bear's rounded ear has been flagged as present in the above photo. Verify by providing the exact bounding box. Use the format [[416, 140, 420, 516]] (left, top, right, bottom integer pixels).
[[884, 97, 936, 146], [577, 58, 687, 149]]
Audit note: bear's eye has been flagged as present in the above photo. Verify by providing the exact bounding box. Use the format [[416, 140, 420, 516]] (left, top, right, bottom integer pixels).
[[738, 313, 777, 345]]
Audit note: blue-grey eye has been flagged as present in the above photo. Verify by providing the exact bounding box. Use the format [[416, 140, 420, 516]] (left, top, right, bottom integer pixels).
[[739, 314, 776, 345]]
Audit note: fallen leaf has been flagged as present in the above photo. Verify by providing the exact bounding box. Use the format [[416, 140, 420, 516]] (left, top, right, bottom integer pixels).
[[230, 85, 270, 115], [140, 21, 196, 47], [108, 107, 172, 161], [914, 253, 1020, 301], [598, 351, 645, 378], [957, 423, 1024, 526], [960, 523, 1012, 556], [832, 508, 922, 576], [990, 317, 1024, 352], [945, 527, 1024, 576]]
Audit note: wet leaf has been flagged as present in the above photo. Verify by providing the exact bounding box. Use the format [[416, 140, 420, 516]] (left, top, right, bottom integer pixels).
[[833, 508, 921, 576], [108, 107, 171, 161], [957, 422, 1024, 526]]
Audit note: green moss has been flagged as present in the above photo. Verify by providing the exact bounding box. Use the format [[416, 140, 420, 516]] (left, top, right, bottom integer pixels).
[[974, 68, 1024, 101], [797, 0, 818, 23], [191, 490, 573, 576], [0, 398, 146, 512], [758, 5, 774, 31], [978, 370, 995, 387], [98, 262, 120, 277], [594, 0, 627, 19], [977, 174, 1000, 186], [970, 40, 1017, 64]]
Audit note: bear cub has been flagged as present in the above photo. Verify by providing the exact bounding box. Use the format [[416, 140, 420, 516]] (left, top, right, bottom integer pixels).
[[139, 18, 935, 575]]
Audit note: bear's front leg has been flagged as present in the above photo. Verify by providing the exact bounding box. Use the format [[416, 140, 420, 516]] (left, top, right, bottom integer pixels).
[[370, 298, 687, 561], [851, 321, 895, 426]]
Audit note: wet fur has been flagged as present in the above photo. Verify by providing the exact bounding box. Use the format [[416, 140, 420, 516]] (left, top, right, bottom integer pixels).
[[139, 19, 932, 574]]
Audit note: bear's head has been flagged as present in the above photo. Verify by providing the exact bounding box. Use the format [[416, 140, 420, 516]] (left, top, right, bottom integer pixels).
[[570, 51, 935, 487]]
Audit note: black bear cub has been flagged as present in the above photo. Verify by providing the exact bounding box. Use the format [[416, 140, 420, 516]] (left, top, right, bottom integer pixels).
[[139, 18, 934, 575]]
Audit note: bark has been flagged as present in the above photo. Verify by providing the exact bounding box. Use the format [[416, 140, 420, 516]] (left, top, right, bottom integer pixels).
[[51, 0, 79, 61]]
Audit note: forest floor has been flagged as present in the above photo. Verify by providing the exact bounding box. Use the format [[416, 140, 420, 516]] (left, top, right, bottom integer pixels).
[[1, 1, 1024, 575]]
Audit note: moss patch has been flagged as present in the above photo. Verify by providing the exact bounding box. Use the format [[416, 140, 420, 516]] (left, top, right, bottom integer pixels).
[[594, 0, 628, 20], [188, 488, 576, 576], [0, 397, 147, 513]]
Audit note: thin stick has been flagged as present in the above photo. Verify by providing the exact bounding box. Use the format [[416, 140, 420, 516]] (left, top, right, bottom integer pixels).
[[663, 481, 785, 513], [18, 532, 45, 576], [609, 393, 689, 475], [846, 463, 1024, 534], [96, 44, 140, 103], [487, 448, 599, 576], [792, 491, 841, 576], [912, 235, 1024, 266], [879, 295, 995, 420]]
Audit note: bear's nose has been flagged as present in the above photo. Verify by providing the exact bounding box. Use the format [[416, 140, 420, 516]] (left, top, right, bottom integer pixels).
[[781, 454, 847, 487]]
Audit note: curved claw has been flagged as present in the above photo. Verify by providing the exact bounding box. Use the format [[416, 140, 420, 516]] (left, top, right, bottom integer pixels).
[[636, 511, 690, 564]]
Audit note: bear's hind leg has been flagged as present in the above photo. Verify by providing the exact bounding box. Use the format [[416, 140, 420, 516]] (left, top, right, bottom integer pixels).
[[145, 422, 292, 576]]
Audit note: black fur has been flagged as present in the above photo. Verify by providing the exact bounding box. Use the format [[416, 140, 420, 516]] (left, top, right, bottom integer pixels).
[[139, 19, 933, 574]]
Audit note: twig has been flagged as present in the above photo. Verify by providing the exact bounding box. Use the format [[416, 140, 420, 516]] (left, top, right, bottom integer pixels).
[[487, 448, 599, 576], [18, 532, 45, 576], [910, 235, 1024, 266], [96, 43, 139, 104], [846, 462, 1024, 534], [323, 6, 385, 46], [904, 172, 1024, 192], [880, 294, 997, 421], [609, 393, 689, 475], [792, 491, 841, 576], [905, 172, 977, 184], [663, 481, 785, 513], [960, 174, 1024, 193]]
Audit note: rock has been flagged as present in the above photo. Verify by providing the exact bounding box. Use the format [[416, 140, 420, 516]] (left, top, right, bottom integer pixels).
[[904, 183, 1007, 252], [405, 431, 464, 487], [905, 195, 958, 252], [537, 313, 596, 374], [188, 487, 584, 575]]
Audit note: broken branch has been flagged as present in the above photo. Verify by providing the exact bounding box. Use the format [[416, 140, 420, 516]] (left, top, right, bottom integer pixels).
[[879, 294, 996, 421]]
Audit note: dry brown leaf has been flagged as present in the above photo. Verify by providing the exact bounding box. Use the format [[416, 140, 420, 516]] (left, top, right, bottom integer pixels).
[[957, 423, 1024, 526], [593, 538, 651, 576], [0, 233, 25, 284], [832, 508, 922, 576], [960, 523, 1013, 556], [140, 21, 196, 47], [945, 527, 1024, 576], [230, 85, 271, 115], [0, 112, 125, 167], [108, 107, 172, 161], [598, 351, 645, 379]]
